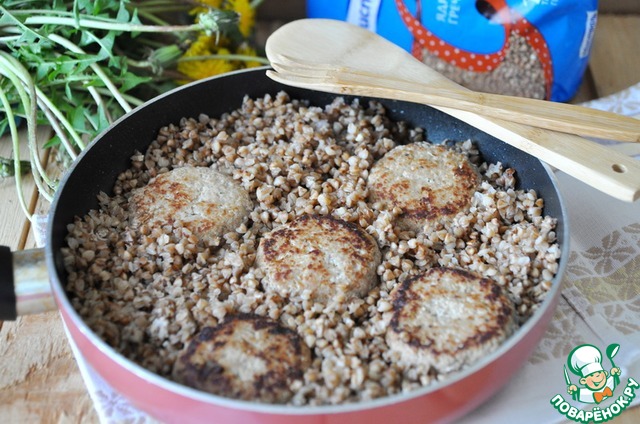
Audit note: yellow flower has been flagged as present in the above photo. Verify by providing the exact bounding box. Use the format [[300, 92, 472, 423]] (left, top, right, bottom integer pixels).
[[177, 0, 261, 83], [227, 0, 255, 37], [177, 34, 235, 83], [236, 43, 263, 69], [200, 0, 223, 7], [190, 0, 255, 38]]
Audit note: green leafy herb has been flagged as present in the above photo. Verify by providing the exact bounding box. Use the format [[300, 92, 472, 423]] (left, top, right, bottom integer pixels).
[[0, 0, 265, 219]]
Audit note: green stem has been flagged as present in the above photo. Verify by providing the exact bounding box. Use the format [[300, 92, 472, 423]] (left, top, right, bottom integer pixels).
[[0, 6, 49, 41], [33, 85, 86, 151], [0, 86, 32, 219], [135, 9, 171, 26], [0, 52, 85, 153], [179, 54, 270, 65], [2, 4, 167, 23], [0, 53, 57, 191], [37, 100, 79, 159], [133, 5, 193, 26], [126, 58, 151, 68], [24, 15, 202, 33], [5, 8, 131, 22], [93, 88, 145, 108], [87, 85, 114, 124], [24, 64, 52, 192], [48, 34, 133, 114], [11, 1, 190, 18], [0, 36, 21, 43], [130, 0, 188, 7]]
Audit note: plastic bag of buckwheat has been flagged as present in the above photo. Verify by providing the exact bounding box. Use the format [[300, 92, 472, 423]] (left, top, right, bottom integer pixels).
[[307, 0, 599, 102]]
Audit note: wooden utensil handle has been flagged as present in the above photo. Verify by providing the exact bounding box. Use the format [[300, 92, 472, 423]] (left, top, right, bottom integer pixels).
[[332, 72, 640, 142], [265, 19, 640, 202], [436, 105, 640, 202], [270, 54, 640, 142], [267, 70, 640, 202]]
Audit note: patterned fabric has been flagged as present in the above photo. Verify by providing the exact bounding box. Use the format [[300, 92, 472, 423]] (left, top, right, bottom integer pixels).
[[39, 83, 640, 423], [463, 170, 640, 423], [581, 83, 640, 120], [461, 83, 640, 423]]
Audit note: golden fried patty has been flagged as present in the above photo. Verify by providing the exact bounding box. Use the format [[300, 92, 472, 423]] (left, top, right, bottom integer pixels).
[[256, 214, 381, 303], [129, 166, 252, 245], [172, 314, 311, 403], [386, 267, 517, 373], [368, 143, 479, 232]]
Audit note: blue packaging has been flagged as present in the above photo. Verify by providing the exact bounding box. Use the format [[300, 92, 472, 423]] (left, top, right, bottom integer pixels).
[[307, 0, 598, 101]]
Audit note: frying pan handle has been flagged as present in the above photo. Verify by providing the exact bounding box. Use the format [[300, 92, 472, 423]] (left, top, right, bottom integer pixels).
[[0, 246, 55, 320]]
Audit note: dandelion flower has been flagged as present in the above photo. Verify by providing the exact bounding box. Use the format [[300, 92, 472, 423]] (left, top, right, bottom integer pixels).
[[201, 0, 224, 6], [227, 0, 255, 37], [190, 0, 255, 37], [236, 43, 263, 69], [177, 34, 235, 83]]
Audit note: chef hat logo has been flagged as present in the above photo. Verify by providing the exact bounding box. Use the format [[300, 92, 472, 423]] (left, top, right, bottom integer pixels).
[[567, 344, 604, 378]]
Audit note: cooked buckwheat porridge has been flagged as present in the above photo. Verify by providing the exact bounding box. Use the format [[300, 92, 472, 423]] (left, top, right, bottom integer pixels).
[[62, 91, 560, 405]]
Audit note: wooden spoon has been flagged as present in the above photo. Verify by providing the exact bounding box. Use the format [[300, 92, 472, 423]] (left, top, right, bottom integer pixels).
[[268, 57, 640, 143], [265, 19, 640, 202]]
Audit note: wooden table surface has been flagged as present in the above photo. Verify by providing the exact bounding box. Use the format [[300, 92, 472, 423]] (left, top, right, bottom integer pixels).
[[1, 13, 639, 424]]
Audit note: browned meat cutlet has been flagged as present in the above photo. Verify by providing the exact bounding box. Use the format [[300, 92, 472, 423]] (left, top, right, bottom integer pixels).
[[386, 267, 517, 374], [368, 142, 480, 233], [256, 214, 381, 303], [172, 314, 311, 403], [129, 166, 252, 246]]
